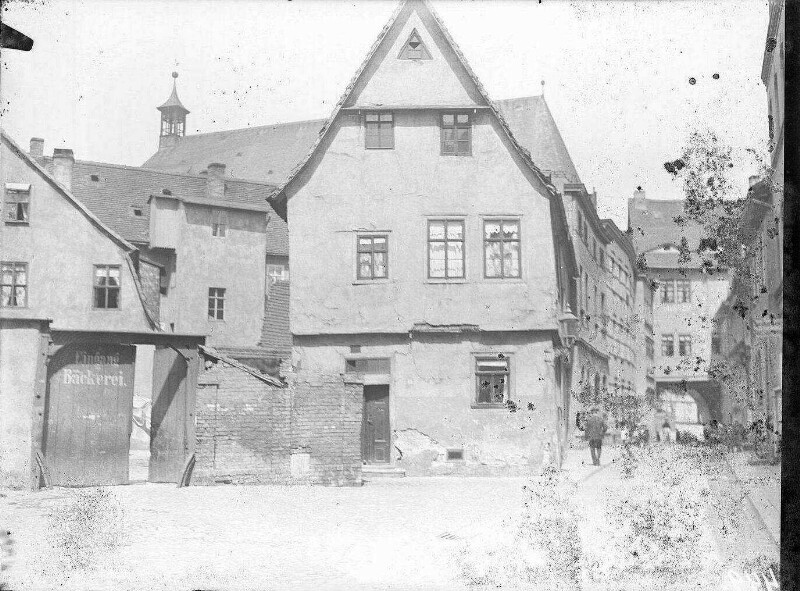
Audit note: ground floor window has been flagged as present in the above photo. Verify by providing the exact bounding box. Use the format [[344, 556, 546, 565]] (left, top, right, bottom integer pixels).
[[475, 356, 510, 405]]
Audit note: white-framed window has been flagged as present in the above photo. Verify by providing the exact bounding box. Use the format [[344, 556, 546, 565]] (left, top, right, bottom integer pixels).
[[474, 355, 510, 406], [212, 209, 227, 237], [208, 287, 225, 320], [267, 264, 289, 283], [4, 183, 30, 224], [1, 261, 27, 307], [483, 219, 520, 278], [428, 219, 464, 279]]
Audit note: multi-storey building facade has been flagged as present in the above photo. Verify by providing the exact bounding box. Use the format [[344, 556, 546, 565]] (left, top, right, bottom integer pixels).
[[26, 117, 289, 367], [266, 0, 578, 475], [494, 99, 645, 437], [629, 193, 730, 428], [711, 0, 783, 437]]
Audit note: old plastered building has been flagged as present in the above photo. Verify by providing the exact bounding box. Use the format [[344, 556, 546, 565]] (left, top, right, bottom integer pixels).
[[259, 0, 578, 476], [0, 131, 170, 488], [628, 192, 730, 429], [713, 1, 783, 435], [27, 110, 290, 372]]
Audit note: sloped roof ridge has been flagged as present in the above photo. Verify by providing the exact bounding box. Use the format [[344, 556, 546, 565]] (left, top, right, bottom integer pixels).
[[46, 155, 278, 188], [182, 117, 327, 139]]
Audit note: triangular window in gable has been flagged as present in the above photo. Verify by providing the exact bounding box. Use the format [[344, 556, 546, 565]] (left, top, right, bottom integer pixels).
[[398, 29, 432, 60]]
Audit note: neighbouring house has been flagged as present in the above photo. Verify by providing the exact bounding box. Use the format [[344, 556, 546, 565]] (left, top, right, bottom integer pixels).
[[28, 126, 289, 372], [262, 0, 578, 476], [0, 131, 160, 488], [628, 191, 731, 430]]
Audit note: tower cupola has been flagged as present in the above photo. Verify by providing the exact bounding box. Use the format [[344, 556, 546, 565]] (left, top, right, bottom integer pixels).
[[157, 72, 190, 149]]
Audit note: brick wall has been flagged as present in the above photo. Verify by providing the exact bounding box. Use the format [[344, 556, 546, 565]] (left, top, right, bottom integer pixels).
[[193, 355, 362, 486]]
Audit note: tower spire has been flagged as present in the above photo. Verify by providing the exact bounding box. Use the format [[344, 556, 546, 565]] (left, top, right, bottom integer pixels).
[[157, 72, 190, 149]]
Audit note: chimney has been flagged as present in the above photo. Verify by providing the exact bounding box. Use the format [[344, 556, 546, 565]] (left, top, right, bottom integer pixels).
[[633, 187, 647, 210], [749, 175, 760, 187], [53, 148, 75, 191], [29, 138, 44, 159], [206, 163, 226, 200]]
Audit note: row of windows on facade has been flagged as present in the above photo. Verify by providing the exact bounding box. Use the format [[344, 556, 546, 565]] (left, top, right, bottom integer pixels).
[[578, 368, 634, 394], [357, 219, 522, 280], [660, 334, 693, 357], [576, 209, 633, 288], [0, 261, 231, 322], [1, 263, 121, 309], [658, 278, 692, 304], [363, 112, 473, 155], [345, 355, 512, 406]]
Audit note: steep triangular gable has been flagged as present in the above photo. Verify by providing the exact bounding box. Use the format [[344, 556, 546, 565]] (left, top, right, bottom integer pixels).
[[345, 1, 487, 108], [271, 0, 563, 212]]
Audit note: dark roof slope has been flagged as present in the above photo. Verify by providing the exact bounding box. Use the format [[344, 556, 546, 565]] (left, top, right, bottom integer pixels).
[[259, 280, 291, 355], [37, 157, 286, 251], [142, 119, 326, 185], [627, 198, 712, 269], [494, 96, 582, 188]]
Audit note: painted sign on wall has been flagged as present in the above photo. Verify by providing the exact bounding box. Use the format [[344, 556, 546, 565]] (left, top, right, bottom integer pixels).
[[44, 343, 136, 486]]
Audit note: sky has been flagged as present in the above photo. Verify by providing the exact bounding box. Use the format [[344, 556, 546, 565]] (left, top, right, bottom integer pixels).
[[1, 0, 770, 227]]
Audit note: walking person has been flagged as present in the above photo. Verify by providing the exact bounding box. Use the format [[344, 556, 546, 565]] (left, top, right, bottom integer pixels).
[[585, 408, 608, 466]]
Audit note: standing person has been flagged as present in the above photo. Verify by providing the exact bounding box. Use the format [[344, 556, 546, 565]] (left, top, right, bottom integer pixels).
[[661, 419, 672, 444], [585, 408, 608, 466]]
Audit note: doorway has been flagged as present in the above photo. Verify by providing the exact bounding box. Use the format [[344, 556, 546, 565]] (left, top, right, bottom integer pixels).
[[362, 385, 390, 464]]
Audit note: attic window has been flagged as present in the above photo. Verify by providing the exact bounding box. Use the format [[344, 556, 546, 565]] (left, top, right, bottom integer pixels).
[[132, 208, 143, 217], [90, 174, 100, 182], [398, 29, 432, 60], [162, 189, 172, 196]]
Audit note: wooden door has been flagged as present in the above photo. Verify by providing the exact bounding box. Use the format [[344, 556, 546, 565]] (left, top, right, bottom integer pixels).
[[362, 385, 390, 464], [149, 346, 188, 482], [43, 343, 135, 486]]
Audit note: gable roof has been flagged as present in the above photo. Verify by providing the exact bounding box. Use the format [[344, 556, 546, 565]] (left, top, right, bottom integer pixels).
[[269, 0, 562, 213], [494, 96, 582, 188], [627, 198, 713, 269], [35, 156, 286, 252], [142, 118, 326, 185], [1, 131, 159, 329]]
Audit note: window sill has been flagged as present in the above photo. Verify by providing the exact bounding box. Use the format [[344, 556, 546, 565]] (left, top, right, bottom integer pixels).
[[426, 278, 467, 284], [4, 221, 29, 226], [91, 308, 121, 312], [482, 277, 524, 283], [352, 279, 392, 286], [471, 403, 507, 410]]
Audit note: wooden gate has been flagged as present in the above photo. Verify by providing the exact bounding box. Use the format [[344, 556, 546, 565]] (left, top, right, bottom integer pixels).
[[362, 385, 390, 464], [43, 343, 136, 486], [149, 346, 190, 482]]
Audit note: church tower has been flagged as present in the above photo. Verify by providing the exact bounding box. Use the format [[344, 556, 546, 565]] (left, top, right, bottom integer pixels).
[[157, 72, 190, 149]]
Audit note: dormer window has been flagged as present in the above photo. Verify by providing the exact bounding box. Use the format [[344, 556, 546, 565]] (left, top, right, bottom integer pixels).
[[398, 29, 431, 60]]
